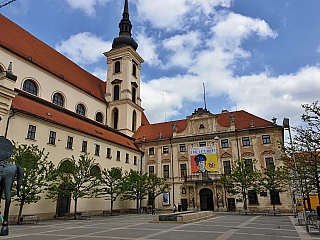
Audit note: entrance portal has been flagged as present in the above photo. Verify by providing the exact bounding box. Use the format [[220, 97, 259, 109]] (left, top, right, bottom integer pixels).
[[199, 188, 214, 211]]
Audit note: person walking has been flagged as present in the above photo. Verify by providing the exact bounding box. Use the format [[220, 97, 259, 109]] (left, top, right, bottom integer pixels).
[[151, 205, 155, 215], [173, 204, 177, 213], [0, 212, 3, 223]]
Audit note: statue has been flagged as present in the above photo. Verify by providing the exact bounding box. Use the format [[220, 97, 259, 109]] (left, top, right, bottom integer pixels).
[[0, 136, 23, 236]]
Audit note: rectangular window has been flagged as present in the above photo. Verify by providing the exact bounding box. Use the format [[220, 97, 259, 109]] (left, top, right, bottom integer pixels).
[[125, 153, 129, 163], [265, 157, 274, 170], [223, 160, 231, 175], [149, 166, 154, 175], [149, 147, 154, 155], [95, 144, 100, 156], [163, 146, 169, 154], [270, 191, 281, 204], [106, 148, 111, 158], [133, 156, 137, 165], [199, 141, 206, 147], [242, 137, 250, 146], [179, 144, 186, 152], [116, 151, 120, 161], [48, 131, 56, 145], [67, 136, 73, 149], [248, 190, 259, 204], [262, 135, 271, 144], [81, 141, 87, 153], [27, 125, 36, 140], [163, 165, 169, 178], [221, 139, 229, 148], [180, 163, 187, 178], [245, 159, 253, 171]]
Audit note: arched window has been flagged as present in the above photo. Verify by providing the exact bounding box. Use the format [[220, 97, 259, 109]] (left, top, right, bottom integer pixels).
[[52, 93, 64, 107], [76, 103, 85, 116], [132, 87, 136, 103], [115, 61, 120, 73], [23, 79, 38, 96], [114, 85, 120, 101], [132, 64, 136, 77], [132, 110, 137, 132], [59, 160, 75, 174], [95, 112, 103, 123], [113, 108, 119, 130]]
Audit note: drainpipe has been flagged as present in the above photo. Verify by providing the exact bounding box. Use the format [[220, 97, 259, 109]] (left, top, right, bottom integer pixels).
[[5, 108, 16, 138]]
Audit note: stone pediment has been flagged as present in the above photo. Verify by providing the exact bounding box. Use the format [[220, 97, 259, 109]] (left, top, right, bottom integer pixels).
[[262, 150, 275, 155], [178, 156, 188, 161], [221, 152, 232, 158], [147, 160, 156, 165], [161, 159, 171, 163], [241, 152, 254, 158]]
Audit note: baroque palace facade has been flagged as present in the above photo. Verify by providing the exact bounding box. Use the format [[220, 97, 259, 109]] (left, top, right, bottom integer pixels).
[[0, 0, 291, 219]]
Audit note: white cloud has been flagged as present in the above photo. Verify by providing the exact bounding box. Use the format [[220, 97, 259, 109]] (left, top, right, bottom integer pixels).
[[55, 32, 111, 66], [135, 0, 233, 31], [92, 67, 107, 81], [65, 0, 110, 17], [136, 29, 161, 67]]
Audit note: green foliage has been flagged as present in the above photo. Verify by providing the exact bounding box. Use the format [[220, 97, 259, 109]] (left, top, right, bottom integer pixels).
[[95, 167, 124, 215], [7, 143, 53, 222], [146, 174, 170, 206], [260, 165, 289, 211], [46, 153, 100, 216], [221, 158, 261, 210]]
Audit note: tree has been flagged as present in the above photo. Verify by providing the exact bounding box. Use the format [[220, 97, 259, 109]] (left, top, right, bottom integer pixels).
[[95, 167, 124, 215], [146, 174, 170, 207], [121, 170, 149, 212], [46, 153, 99, 219], [8, 143, 54, 224], [260, 165, 289, 214], [221, 158, 261, 211]]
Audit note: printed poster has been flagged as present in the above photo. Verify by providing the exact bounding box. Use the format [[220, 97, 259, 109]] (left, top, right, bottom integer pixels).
[[190, 146, 218, 173]]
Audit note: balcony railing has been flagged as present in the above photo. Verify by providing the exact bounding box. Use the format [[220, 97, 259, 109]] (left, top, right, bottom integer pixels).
[[184, 172, 221, 182]]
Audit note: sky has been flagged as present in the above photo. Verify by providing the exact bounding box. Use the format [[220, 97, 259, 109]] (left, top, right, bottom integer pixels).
[[1, 0, 320, 129]]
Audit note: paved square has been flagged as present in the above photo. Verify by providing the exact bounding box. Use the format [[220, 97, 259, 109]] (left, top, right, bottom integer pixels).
[[1, 213, 319, 239]]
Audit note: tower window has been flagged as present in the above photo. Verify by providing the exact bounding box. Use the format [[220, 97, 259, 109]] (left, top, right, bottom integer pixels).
[[52, 93, 64, 107], [76, 103, 85, 116], [132, 87, 136, 103], [115, 61, 120, 73], [114, 85, 120, 101], [132, 110, 136, 132], [113, 108, 119, 130], [132, 64, 136, 77], [23, 79, 38, 96]]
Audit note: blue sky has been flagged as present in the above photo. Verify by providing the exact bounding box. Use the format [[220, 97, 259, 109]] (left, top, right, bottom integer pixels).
[[1, 0, 320, 129]]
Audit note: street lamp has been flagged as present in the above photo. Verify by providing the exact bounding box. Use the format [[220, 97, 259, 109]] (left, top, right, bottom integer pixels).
[[283, 118, 309, 232]]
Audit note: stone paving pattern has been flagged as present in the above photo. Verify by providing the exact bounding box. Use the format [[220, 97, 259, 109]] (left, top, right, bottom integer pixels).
[[2, 213, 320, 239]]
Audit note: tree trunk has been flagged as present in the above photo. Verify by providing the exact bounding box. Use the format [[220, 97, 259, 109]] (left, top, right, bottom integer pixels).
[[74, 198, 78, 220], [111, 198, 114, 216], [17, 200, 24, 225]]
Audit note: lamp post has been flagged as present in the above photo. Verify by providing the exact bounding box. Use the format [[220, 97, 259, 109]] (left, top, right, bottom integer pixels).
[[283, 118, 309, 232]]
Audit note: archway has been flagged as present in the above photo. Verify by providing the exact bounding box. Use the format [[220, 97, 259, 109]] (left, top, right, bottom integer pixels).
[[199, 188, 214, 211]]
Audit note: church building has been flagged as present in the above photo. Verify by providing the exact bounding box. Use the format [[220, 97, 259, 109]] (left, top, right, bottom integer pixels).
[[0, 0, 292, 219]]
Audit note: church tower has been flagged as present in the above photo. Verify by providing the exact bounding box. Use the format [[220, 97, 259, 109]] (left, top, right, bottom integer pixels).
[[104, 0, 144, 137]]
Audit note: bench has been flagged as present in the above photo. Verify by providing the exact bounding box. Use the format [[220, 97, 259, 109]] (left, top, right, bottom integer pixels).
[[268, 209, 282, 216], [238, 209, 252, 215], [252, 209, 267, 215], [102, 210, 121, 216], [80, 212, 91, 219], [21, 215, 41, 224]]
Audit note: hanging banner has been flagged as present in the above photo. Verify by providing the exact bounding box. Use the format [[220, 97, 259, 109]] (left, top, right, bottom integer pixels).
[[190, 146, 218, 173]]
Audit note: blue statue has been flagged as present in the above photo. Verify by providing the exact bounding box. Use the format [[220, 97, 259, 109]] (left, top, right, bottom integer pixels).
[[0, 136, 23, 236]]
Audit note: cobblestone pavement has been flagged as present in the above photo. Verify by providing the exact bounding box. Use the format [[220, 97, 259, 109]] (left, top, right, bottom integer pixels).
[[1, 213, 319, 239]]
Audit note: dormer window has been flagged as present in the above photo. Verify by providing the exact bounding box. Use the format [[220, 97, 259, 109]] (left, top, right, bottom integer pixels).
[[115, 61, 120, 73]]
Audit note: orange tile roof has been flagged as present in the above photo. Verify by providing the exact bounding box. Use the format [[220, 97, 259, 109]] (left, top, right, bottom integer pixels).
[[12, 94, 140, 152], [133, 110, 277, 143], [0, 14, 106, 102]]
